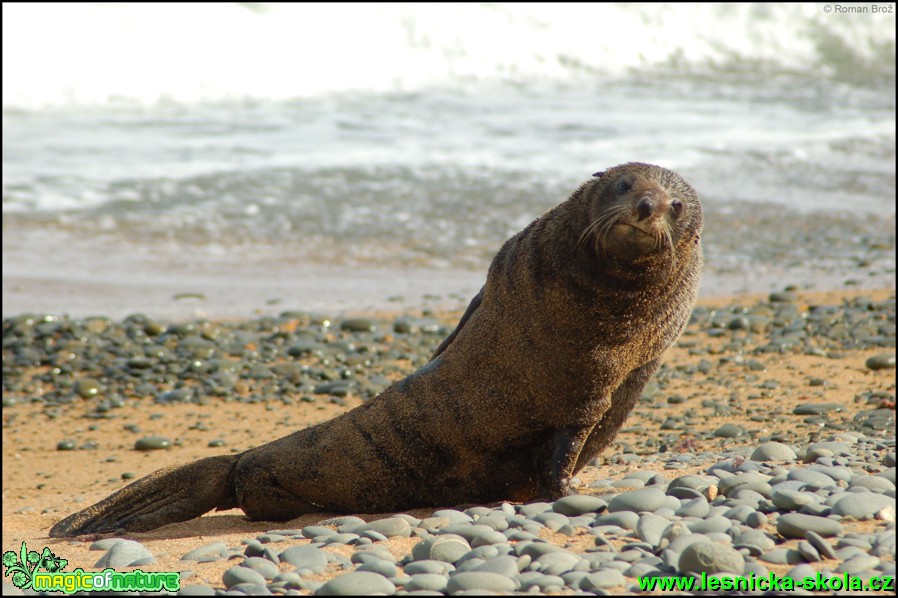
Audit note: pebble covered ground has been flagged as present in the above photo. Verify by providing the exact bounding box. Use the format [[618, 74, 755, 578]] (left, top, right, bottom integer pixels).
[[2, 289, 895, 595]]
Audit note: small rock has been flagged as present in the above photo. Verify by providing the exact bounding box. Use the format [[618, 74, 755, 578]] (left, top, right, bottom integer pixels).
[[280, 545, 328, 573], [678, 542, 745, 575], [182, 542, 228, 561], [607, 487, 667, 513], [831, 493, 895, 520], [552, 494, 607, 516], [750, 442, 796, 461], [316, 571, 396, 595], [713, 423, 745, 438], [865, 354, 896, 370], [446, 571, 516, 593], [340, 319, 377, 333], [776, 514, 843, 538], [222, 566, 268, 588], [134, 436, 172, 450], [361, 517, 411, 538], [94, 540, 153, 568]]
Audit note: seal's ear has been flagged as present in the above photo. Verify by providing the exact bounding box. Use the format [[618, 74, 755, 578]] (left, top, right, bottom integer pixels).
[[592, 171, 605, 178]]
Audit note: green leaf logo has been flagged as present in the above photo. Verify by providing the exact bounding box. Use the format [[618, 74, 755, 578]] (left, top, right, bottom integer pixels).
[[2, 542, 68, 589]]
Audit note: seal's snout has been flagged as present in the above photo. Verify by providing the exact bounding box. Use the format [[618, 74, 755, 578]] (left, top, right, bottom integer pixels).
[[636, 196, 655, 221]]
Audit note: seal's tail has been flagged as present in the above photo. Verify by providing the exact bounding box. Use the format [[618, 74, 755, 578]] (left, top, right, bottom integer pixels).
[[49, 454, 239, 537]]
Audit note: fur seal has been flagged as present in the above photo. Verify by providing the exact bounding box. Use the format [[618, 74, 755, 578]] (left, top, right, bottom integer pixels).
[[50, 162, 702, 536]]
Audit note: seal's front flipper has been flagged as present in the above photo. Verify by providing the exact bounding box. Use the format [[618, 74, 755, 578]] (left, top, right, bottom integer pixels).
[[575, 357, 663, 473], [49, 454, 238, 537], [538, 424, 596, 499], [431, 286, 484, 359]]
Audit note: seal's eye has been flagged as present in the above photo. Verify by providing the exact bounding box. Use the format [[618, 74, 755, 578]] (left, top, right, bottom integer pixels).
[[614, 177, 632, 195], [671, 199, 684, 218]]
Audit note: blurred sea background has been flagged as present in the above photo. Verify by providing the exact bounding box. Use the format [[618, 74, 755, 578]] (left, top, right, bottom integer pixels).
[[2, 3, 895, 319]]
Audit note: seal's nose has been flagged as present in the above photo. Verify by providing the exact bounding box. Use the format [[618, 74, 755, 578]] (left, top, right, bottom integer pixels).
[[636, 196, 655, 221]]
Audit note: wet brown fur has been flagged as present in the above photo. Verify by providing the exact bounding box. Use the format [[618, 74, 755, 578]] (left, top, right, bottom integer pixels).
[[50, 162, 702, 536]]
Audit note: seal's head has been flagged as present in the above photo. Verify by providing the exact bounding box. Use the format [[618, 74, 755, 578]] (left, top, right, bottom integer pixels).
[[579, 163, 702, 268]]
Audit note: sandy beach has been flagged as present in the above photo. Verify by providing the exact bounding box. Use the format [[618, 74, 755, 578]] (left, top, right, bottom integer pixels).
[[2, 287, 894, 594]]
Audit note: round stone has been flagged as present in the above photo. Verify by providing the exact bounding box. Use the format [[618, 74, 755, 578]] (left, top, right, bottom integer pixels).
[[235, 556, 276, 580], [470, 530, 509, 547], [552, 494, 607, 516], [797, 541, 821, 562], [675, 496, 710, 518], [432, 509, 474, 524], [93, 540, 153, 568], [759, 548, 806, 565], [302, 525, 338, 539], [735, 529, 776, 554], [607, 487, 667, 513], [595, 511, 640, 530], [771, 488, 818, 511], [718, 472, 773, 497], [280, 545, 328, 573], [428, 536, 471, 564], [678, 542, 745, 575], [340, 319, 377, 333], [473, 555, 518, 577], [793, 403, 844, 415], [849, 475, 895, 493], [751, 442, 797, 461], [134, 436, 172, 451], [636, 513, 669, 546], [446, 572, 516, 593], [75, 378, 103, 398], [831, 493, 895, 520], [177, 584, 217, 596], [579, 568, 626, 590], [404, 573, 449, 592], [356, 559, 399, 578], [89, 538, 126, 551], [524, 573, 565, 592], [221, 566, 267, 589], [713, 423, 745, 438], [807, 441, 852, 456], [787, 469, 836, 489], [317, 571, 396, 595], [835, 555, 881, 574], [786, 563, 817, 583], [362, 517, 411, 538], [404, 560, 455, 575], [534, 551, 581, 576], [805, 531, 838, 560], [865, 354, 896, 370], [746, 511, 767, 528], [181, 542, 228, 561], [687, 516, 732, 535], [352, 547, 396, 564], [668, 474, 717, 492], [769, 291, 797, 302], [776, 513, 843, 538], [667, 534, 711, 554]]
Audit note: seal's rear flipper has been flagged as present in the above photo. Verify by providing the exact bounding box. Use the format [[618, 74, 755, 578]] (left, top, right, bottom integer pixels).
[[49, 454, 239, 537]]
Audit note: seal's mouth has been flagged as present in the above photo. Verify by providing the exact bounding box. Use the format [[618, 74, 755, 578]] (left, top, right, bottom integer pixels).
[[619, 222, 653, 236], [609, 219, 673, 259]]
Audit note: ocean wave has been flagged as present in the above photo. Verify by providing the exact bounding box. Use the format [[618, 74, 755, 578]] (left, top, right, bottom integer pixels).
[[3, 2, 894, 109]]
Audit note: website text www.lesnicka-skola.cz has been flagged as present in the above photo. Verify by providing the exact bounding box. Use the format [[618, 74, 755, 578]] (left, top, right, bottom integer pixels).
[[638, 571, 894, 593]]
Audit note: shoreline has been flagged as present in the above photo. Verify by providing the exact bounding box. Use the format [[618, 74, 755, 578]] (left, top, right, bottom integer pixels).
[[3, 225, 895, 322]]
